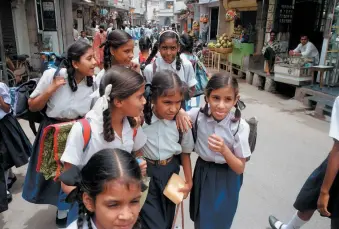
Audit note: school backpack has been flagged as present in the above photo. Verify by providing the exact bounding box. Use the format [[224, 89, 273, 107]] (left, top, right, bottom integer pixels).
[[140, 27, 145, 36], [36, 119, 91, 181], [192, 110, 258, 158]]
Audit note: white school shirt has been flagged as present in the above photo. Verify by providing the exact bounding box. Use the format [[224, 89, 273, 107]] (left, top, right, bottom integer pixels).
[[187, 108, 251, 164], [141, 113, 194, 160], [0, 83, 11, 120], [94, 68, 106, 89], [30, 68, 94, 120], [61, 108, 147, 169], [143, 56, 197, 88], [329, 96, 339, 141], [293, 41, 319, 64], [67, 218, 97, 229]]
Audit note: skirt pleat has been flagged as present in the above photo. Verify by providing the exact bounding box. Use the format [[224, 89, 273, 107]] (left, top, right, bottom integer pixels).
[[0, 114, 32, 170], [22, 117, 63, 205], [140, 157, 180, 229], [294, 157, 339, 218], [190, 157, 243, 229]]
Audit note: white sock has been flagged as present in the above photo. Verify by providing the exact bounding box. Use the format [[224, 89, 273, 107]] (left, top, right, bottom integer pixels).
[[284, 212, 307, 229], [57, 210, 68, 219]]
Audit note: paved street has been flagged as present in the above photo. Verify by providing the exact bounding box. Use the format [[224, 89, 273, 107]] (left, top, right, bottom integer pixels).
[[0, 81, 332, 229]]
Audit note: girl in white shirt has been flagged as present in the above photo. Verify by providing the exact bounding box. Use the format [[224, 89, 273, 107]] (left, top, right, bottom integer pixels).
[[186, 73, 251, 229], [61, 66, 147, 226], [64, 148, 144, 229], [22, 41, 97, 227], [95, 30, 140, 89], [140, 70, 194, 228]]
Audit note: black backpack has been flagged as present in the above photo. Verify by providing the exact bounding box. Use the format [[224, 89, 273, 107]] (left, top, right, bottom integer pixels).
[[192, 110, 258, 160]]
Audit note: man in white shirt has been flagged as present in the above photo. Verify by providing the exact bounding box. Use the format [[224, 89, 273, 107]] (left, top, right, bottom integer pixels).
[[106, 23, 114, 34], [289, 35, 319, 64], [78, 31, 90, 44]]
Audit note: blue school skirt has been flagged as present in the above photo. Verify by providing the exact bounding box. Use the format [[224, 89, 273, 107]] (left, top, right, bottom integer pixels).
[[190, 157, 243, 229], [22, 117, 70, 211]]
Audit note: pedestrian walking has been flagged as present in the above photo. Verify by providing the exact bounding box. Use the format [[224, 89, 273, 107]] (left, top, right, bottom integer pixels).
[[269, 97, 339, 229], [185, 73, 251, 229], [133, 36, 152, 67], [93, 25, 107, 69], [140, 70, 194, 229], [22, 41, 97, 228], [61, 66, 147, 226], [94, 30, 139, 90], [63, 149, 144, 229], [0, 82, 32, 212]]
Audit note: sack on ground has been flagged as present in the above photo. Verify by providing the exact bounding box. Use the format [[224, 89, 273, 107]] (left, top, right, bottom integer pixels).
[[36, 119, 91, 181]]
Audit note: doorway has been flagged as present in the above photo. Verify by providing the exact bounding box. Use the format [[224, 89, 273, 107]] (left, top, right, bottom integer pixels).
[[210, 7, 219, 40]]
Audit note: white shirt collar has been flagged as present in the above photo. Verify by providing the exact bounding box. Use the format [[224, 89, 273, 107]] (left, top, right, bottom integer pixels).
[[157, 56, 177, 70], [151, 112, 172, 126]]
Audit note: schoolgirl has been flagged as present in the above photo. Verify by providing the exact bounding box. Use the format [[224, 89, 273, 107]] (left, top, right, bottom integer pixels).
[[22, 41, 97, 227], [132, 36, 152, 66], [95, 30, 139, 89], [143, 30, 197, 98], [61, 66, 147, 225], [140, 70, 194, 229], [63, 148, 144, 229], [187, 73, 251, 229], [0, 82, 32, 212]]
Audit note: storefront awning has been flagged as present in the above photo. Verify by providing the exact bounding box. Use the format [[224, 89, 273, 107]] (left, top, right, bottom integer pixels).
[[223, 0, 257, 11]]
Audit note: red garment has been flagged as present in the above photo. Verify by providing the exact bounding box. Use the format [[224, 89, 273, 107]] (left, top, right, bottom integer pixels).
[[93, 31, 107, 66]]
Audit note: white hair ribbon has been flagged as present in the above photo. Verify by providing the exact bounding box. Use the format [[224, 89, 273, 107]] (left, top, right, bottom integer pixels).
[[91, 84, 113, 114]]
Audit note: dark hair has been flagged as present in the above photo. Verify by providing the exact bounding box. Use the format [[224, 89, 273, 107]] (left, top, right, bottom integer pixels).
[[101, 30, 132, 70], [180, 34, 193, 53], [77, 148, 143, 229], [300, 34, 308, 39], [270, 30, 277, 35], [201, 72, 241, 122], [99, 25, 105, 30], [144, 70, 184, 125], [138, 36, 152, 52], [100, 66, 145, 142], [144, 31, 182, 71], [63, 41, 93, 92]]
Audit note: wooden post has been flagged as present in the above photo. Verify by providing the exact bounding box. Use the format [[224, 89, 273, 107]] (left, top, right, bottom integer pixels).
[[0, 19, 9, 85]]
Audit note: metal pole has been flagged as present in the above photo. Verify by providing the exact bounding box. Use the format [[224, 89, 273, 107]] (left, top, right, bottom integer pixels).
[[0, 19, 9, 85]]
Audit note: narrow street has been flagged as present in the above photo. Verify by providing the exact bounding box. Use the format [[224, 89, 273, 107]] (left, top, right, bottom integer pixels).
[[0, 82, 332, 229]]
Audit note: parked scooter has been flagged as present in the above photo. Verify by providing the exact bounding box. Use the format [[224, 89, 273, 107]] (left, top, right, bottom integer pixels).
[[36, 52, 61, 72]]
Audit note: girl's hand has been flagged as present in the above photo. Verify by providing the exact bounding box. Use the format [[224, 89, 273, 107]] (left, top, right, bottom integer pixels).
[[317, 192, 331, 217], [137, 158, 147, 177], [208, 134, 228, 154], [176, 108, 192, 133], [51, 76, 66, 91], [130, 62, 141, 73], [178, 182, 193, 199]]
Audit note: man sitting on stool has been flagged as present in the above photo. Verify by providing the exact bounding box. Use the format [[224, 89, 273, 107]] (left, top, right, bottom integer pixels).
[[289, 34, 319, 65]]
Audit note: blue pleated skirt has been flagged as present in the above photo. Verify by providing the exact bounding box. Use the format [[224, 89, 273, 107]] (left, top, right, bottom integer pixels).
[[190, 157, 243, 229]]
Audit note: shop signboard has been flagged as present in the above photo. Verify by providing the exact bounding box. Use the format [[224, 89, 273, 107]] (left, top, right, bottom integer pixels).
[[278, 4, 294, 24]]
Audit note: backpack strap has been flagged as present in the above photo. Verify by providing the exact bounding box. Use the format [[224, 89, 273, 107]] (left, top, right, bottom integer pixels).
[[233, 120, 241, 137], [78, 119, 91, 151], [192, 111, 200, 143], [178, 129, 183, 144]]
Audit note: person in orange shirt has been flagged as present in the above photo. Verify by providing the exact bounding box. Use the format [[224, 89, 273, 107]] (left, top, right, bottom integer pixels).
[[93, 25, 107, 69]]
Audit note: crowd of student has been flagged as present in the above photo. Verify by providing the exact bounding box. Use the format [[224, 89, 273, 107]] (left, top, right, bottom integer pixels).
[[0, 26, 338, 229]]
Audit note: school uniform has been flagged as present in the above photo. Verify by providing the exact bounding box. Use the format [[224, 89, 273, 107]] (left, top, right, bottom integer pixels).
[[22, 68, 94, 207], [0, 83, 32, 213], [293, 96, 339, 221], [187, 108, 251, 229], [143, 56, 197, 88], [67, 218, 97, 229], [140, 113, 194, 229], [61, 106, 147, 225]]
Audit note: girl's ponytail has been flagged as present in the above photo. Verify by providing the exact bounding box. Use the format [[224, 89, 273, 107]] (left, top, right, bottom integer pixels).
[[144, 41, 159, 66], [77, 201, 86, 229], [233, 101, 242, 122], [103, 107, 115, 142], [87, 213, 93, 229], [65, 59, 78, 92], [143, 83, 153, 125], [102, 41, 112, 70], [175, 51, 182, 71]]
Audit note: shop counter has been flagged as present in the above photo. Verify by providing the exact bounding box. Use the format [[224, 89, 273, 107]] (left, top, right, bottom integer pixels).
[[274, 63, 313, 86], [229, 43, 254, 71]]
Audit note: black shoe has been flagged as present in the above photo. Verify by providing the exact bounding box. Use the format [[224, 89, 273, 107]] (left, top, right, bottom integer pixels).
[[7, 175, 17, 189], [56, 212, 68, 228], [269, 215, 284, 229], [7, 190, 12, 203]]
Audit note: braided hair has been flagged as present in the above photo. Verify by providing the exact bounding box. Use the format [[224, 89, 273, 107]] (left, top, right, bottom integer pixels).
[[180, 33, 194, 53], [100, 30, 132, 70], [65, 149, 144, 229], [144, 70, 184, 125], [63, 41, 93, 92], [99, 66, 144, 142], [138, 36, 152, 52], [201, 72, 241, 122], [144, 30, 182, 71]]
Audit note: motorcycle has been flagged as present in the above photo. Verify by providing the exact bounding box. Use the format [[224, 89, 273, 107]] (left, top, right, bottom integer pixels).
[[36, 52, 61, 72]]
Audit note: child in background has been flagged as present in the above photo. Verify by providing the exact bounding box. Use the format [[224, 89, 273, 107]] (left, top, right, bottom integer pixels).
[[186, 73, 251, 229], [140, 70, 194, 228], [0, 82, 32, 211], [133, 36, 152, 66], [63, 148, 144, 229]]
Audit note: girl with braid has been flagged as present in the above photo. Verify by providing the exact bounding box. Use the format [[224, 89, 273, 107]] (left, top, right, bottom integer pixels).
[[22, 41, 97, 227], [61, 66, 147, 226], [94, 30, 140, 90], [187, 73, 251, 229], [63, 148, 144, 229], [143, 30, 197, 99]]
